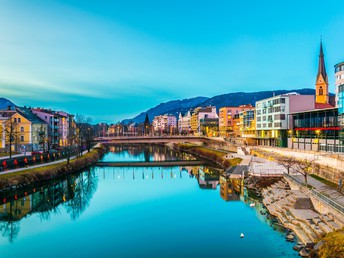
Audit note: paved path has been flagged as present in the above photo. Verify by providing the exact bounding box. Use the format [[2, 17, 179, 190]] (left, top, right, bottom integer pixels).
[[0, 151, 89, 175], [247, 149, 344, 208], [294, 174, 344, 207], [258, 147, 344, 173], [0, 153, 29, 160]]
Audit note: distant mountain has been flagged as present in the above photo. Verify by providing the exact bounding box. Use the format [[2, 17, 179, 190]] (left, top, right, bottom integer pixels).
[[122, 96, 208, 124], [0, 98, 16, 110], [197, 88, 318, 110], [122, 88, 326, 124]]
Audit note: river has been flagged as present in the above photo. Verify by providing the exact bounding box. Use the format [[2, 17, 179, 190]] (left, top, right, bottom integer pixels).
[[0, 145, 298, 257]]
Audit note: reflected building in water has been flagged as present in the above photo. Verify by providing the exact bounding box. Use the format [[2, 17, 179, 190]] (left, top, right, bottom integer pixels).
[[220, 176, 244, 201], [0, 169, 98, 242]]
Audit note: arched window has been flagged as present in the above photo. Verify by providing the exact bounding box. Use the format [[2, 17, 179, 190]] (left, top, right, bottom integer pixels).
[[319, 86, 323, 95]]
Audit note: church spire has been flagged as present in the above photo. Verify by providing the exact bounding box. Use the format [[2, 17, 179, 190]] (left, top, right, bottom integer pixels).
[[315, 40, 329, 104], [317, 40, 328, 83]]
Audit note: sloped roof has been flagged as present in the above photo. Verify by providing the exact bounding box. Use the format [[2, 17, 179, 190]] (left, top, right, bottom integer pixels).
[[16, 107, 47, 124]]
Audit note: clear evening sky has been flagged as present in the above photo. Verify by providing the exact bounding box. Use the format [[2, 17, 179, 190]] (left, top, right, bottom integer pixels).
[[0, 0, 344, 123]]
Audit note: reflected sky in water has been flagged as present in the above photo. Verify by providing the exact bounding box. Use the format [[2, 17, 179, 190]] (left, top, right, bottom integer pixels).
[[0, 146, 297, 258]]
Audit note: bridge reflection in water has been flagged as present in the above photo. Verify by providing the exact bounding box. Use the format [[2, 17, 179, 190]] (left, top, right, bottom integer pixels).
[[0, 165, 245, 243]]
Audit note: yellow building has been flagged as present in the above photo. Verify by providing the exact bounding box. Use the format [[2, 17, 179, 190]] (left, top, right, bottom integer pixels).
[[239, 109, 256, 144], [0, 107, 48, 152], [190, 107, 201, 134], [0, 195, 32, 221]]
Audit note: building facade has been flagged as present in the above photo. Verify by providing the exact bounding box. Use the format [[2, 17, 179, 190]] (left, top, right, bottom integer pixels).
[[152, 115, 177, 134], [190, 106, 218, 135], [218, 105, 253, 138], [255, 93, 314, 147], [335, 61, 344, 126], [178, 111, 191, 134], [239, 109, 256, 143], [289, 108, 341, 152]]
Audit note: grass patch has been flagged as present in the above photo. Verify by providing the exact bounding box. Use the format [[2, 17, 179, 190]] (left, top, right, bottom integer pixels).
[[318, 230, 344, 258], [310, 174, 338, 188]]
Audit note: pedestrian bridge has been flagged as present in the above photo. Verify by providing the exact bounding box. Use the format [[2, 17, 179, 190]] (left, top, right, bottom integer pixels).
[[96, 160, 206, 167], [93, 136, 208, 144]]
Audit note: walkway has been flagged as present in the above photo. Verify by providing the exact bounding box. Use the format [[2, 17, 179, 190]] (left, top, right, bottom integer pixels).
[[96, 160, 206, 167], [0, 153, 30, 160], [0, 151, 88, 176], [248, 151, 344, 206], [293, 174, 344, 207], [258, 147, 344, 173]]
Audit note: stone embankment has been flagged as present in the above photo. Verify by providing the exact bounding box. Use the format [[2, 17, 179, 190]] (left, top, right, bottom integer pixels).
[[262, 178, 344, 257], [0, 144, 106, 193]]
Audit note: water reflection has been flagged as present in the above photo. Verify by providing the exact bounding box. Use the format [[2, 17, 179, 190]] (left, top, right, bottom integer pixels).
[[0, 168, 98, 242], [219, 176, 245, 201], [106, 145, 196, 162]]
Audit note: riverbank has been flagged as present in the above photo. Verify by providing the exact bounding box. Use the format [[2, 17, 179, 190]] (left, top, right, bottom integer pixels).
[[0, 144, 106, 193], [171, 143, 242, 170], [257, 177, 344, 257]]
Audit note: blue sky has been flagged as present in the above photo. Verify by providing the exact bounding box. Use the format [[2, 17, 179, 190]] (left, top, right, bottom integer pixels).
[[1, 0, 344, 123]]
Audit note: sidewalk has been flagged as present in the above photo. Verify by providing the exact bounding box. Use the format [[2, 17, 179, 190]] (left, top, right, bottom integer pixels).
[[253, 148, 344, 207], [0, 153, 29, 160], [0, 150, 89, 176], [294, 174, 344, 207], [258, 147, 344, 173]]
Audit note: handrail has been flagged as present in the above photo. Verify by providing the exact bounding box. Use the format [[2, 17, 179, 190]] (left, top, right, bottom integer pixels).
[[284, 173, 344, 215]]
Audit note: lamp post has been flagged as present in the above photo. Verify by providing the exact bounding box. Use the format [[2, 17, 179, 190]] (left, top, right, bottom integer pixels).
[[315, 129, 321, 151]]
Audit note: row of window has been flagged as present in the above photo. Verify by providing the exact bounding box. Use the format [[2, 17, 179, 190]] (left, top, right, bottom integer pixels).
[[256, 106, 286, 115], [257, 114, 286, 122], [256, 122, 282, 128], [335, 74, 344, 81], [335, 64, 344, 73], [256, 98, 286, 109]]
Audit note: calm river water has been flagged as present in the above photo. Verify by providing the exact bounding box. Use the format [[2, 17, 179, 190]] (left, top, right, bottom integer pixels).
[[0, 145, 297, 257]]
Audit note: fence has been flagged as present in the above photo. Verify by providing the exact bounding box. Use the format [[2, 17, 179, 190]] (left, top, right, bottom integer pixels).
[[285, 173, 344, 215]]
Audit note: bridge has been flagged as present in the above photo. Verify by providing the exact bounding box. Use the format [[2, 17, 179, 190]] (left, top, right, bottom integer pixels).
[[93, 136, 209, 144], [96, 160, 206, 167]]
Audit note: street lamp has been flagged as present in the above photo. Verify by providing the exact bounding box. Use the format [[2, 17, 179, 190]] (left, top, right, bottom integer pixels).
[[315, 129, 321, 151]]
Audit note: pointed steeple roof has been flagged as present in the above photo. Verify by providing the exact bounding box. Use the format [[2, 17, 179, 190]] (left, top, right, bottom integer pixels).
[[317, 40, 327, 82]]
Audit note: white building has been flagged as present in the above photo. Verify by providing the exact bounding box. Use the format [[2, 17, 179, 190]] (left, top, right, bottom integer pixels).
[[255, 93, 314, 147], [178, 111, 191, 134], [152, 114, 177, 134]]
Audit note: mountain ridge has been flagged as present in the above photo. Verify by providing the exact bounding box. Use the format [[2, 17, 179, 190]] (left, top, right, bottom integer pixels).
[[121, 88, 326, 124]]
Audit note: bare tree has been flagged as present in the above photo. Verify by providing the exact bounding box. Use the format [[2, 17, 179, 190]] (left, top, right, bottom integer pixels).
[[66, 115, 76, 164], [296, 159, 314, 186], [276, 155, 298, 175], [37, 125, 47, 152], [4, 118, 19, 158], [75, 114, 93, 156]]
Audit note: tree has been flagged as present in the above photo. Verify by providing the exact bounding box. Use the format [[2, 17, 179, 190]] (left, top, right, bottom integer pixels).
[[296, 159, 314, 186], [66, 115, 76, 164], [276, 155, 298, 175], [75, 114, 93, 155], [4, 118, 19, 158], [37, 125, 47, 152], [143, 113, 150, 136]]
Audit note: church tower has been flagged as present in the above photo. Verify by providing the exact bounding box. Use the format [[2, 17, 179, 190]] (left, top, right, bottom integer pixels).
[[315, 41, 329, 104]]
